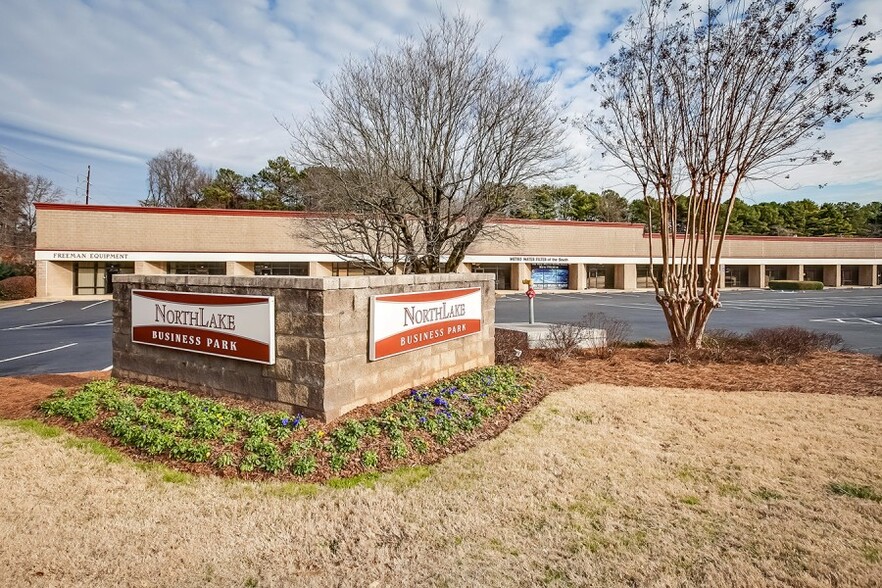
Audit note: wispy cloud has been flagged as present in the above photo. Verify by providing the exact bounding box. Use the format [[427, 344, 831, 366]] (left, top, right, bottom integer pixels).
[[0, 0, 879, 205]]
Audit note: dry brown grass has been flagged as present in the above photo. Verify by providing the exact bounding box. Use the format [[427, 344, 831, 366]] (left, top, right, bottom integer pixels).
[[2, 384, 880, 587]]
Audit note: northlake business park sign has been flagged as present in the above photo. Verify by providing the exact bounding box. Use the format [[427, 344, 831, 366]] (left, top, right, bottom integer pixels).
[[131, 287, 482, 364]]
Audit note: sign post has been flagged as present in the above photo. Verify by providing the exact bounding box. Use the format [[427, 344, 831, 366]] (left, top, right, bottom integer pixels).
[[523, 279, 536, 324]]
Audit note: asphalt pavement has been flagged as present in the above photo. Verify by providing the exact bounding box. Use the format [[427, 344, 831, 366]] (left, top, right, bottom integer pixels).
[[497, 288, 882, 355], [2, 288, 881, 376], [0, 300, 113, 376]]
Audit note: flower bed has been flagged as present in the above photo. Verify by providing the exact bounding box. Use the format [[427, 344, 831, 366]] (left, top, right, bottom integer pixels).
[[40, 366, 533, 481]]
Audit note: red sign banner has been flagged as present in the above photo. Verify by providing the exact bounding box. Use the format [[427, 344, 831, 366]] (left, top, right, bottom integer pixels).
[[369, 287, 482, 360], [131, 290, 275, 364]]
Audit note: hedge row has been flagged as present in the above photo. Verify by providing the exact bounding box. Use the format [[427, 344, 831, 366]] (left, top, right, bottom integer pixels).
[[0, 275, 36, 300], [768, 280, 824, 291]]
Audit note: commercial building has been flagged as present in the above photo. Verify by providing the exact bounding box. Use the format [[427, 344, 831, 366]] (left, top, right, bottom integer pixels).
[[34, 203, 882, 297]]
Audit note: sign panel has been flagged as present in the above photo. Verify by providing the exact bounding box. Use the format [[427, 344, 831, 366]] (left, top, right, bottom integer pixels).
[[369, 287, 482, 361], [131, 290, 275, 364]]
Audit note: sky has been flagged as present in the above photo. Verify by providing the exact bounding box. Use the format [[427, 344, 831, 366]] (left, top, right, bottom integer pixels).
[[1, 0, 881, 207]]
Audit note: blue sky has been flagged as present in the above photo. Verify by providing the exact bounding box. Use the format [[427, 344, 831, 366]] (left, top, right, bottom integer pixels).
[[1, 0, 880, 207]]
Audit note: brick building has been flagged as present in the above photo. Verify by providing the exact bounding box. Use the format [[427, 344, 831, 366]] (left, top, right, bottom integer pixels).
[[34, 203, 882, 297]]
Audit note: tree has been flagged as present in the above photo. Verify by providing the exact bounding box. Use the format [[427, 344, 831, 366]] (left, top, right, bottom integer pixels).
[[199, 168, 247, 209], [0, 155, 62, 268], [289, 14, 568, 274], [142, 148, 211, 208], [584, 0, 878, 348], [595, 189, 629, 222], [246, 157, 304, 210]]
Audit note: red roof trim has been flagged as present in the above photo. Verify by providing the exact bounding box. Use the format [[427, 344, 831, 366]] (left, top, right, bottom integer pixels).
[[643, 232, 882, 243], [34, 203, 325, 218]]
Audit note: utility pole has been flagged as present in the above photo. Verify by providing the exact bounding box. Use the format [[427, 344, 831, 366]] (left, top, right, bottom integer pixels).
[[85, 165, 91, 205]]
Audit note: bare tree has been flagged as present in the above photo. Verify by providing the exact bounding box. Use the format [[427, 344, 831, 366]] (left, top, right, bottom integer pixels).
[[289, 14, 569, 274], [142, 148, 211, 208], [584, 0, 878, 349], [1, 155, 62, 261]]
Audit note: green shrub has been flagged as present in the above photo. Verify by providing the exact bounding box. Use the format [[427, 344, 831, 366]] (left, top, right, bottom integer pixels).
[[768, 280, 823, 291], [0, 275, 36, 300]]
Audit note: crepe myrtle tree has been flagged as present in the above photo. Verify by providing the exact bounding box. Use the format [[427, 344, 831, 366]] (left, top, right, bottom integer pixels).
[[584, 0, 879, 349], [287, 14, 569, 274]]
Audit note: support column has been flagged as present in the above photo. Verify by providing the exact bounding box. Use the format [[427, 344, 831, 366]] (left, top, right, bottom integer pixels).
[[38, 261, 75, 298], [309, 262, 333, 277], [786, 264, 803, 281], [568, 263, 586, 290], [226, 261, 254, 276], [717, 264, 726, 288], [510, 263, 530, 291], [135, 261, 166, 275], [823, 265, 841, 287], [748, 264, 765, 288], [613, 264, 637, 290], [858, 265, 874, 286]]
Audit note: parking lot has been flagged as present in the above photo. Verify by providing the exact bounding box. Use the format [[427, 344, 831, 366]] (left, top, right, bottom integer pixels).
[[0, 300, 112, 376], [497, 288, 882, 355], [1, 289, 881, 376]]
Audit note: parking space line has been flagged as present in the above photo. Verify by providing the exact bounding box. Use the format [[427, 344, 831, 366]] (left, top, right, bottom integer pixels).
[[3, 319, 63, 330], [81, 300, 108, 310], [102, 365, 113, 371], [26, 301, 63, 312], [0, 343, 78, 364]]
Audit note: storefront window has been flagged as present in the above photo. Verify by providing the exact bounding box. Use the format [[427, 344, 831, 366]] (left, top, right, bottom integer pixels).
[[168, 262, 226, 275], [74, 262, 134, 295], [531, 265, 569, 289], [470, 263, 511, 290], [331, 262, 381, 277], [254, 262, 309, 276], [840, 265, 859, 286], [586, 264, 613, 289]]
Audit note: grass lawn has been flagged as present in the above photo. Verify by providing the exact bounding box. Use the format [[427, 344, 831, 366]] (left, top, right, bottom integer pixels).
[[1, 383, 880, 587]]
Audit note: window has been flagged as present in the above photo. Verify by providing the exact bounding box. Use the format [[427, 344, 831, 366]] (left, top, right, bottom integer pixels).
[[74, 262, 135, 295], [637, 265, 663, 288], [587, 264, 614, 289], [331, 262, 381, 277], [168, 262, 226, 275], [470, 263, 511, 290], [531, 265, 569, 289], [254, 262, 309, 276]]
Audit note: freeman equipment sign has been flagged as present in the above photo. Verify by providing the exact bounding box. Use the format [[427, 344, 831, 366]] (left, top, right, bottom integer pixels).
[[131, 290, 275, 364], [369, 287, 482, 361]]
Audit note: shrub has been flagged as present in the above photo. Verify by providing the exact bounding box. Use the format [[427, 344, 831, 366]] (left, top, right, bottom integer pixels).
[[581, 312, 631, 359], [0, 275, 35, 300], [746, 326, 843, 364], [0, 261, 33, 281], [768, 280, 823, 291], [544, 322, 593, 362]]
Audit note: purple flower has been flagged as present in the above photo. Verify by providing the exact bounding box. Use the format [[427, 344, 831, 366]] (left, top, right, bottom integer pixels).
[[419, 416, 428, 424], [433, 397, 448, 407], [281, 417, 290, 426], [293, 414, 302, 427]]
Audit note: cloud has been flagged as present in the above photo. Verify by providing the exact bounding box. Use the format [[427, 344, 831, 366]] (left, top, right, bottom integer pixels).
[[0, 0, 879, 206]]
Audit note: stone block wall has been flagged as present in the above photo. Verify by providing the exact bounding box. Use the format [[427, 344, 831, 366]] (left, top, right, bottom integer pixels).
[[112, 273, 495, 422]]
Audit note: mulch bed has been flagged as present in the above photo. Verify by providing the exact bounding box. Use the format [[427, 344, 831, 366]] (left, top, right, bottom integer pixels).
[[1, 348, 879, 482]]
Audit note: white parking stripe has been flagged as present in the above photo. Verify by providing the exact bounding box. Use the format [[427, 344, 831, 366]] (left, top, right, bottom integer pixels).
[[81, 300, 108, 310], [101, 365, 113, 371], [3, 319, 64, 330], [0, 343, 78, 364], [25, 301, 63, 312]]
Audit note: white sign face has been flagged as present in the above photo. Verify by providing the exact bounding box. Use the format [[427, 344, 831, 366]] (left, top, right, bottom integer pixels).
[[131, 290, 275, 364], [369, 287, 482, 361]]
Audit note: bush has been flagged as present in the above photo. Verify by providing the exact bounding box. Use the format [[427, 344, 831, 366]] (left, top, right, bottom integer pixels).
[[544, 322, 592, 362], [0, 261, 33, 281], [768, 280, 823, 291], [0, 275, 36, 300], [581, 312, 631, 359], [747, 326, 843, 364]]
